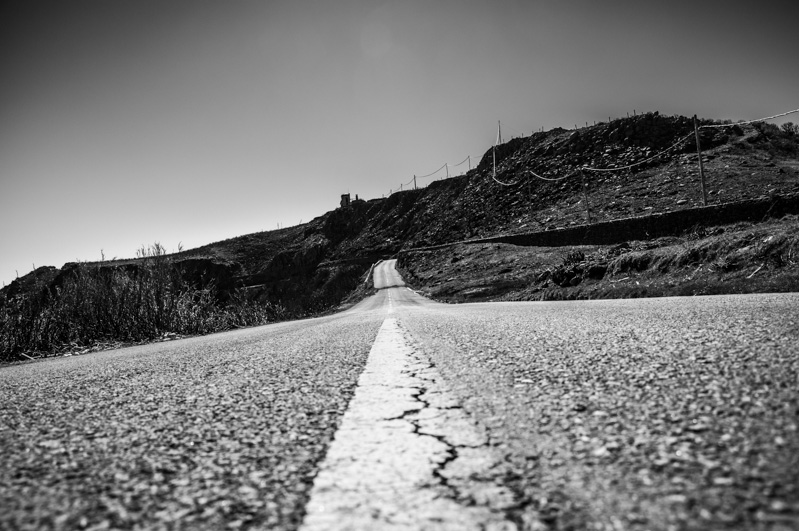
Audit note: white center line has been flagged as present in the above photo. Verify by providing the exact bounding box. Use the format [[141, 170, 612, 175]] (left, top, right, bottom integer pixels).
[[299, 318, 517, 530]]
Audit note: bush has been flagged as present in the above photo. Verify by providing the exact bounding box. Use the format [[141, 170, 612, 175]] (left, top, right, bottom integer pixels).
[[0, 244, 283, 362], [563, 249, 585, 265], [753, 122, 781, 137]]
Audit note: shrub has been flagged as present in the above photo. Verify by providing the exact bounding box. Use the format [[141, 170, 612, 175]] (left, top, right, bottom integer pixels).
[[609, 252, 652, 275], [753, 121, 781, 137], [0, 243, 283, 362], [563, 249, 585, 265]]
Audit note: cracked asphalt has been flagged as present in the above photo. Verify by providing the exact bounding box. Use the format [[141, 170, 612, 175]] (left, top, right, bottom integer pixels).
[[1, 260, 798, 530], [301, 317, 515, 530]]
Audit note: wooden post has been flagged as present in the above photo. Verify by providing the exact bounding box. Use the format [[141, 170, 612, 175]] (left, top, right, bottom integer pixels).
[[413, 175, 417, 190], [580, 170, 592, 224], [468, 156, 471, 171], [693, 115, 708, 206], [528, 172, 534, 222], [492, 145, 496, 179]]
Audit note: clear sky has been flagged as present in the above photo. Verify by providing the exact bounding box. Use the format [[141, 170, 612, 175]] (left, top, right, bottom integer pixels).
[[1, 0, 797, 286]]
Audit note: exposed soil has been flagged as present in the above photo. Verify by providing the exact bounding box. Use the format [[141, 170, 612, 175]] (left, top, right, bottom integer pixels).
[[397, 215, 799, 304], [3, 114, 798, 360]]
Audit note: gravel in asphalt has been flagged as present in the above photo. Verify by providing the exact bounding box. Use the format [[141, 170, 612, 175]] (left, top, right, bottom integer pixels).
[[400, 293, 799, 530], [0, 313, 382, 530], [2, 258, 797, 531]]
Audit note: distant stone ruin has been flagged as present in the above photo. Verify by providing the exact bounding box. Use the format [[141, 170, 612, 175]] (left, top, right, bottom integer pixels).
[[340, 193, 363, 208]]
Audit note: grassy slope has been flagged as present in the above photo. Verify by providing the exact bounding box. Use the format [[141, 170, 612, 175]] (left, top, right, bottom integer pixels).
[[397, 215, 799, 303]]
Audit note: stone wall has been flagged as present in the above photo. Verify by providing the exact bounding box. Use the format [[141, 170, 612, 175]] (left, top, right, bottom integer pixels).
[[413, 193, 799, 250]]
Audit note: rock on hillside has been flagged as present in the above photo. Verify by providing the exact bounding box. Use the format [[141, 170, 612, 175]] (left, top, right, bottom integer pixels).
[[3, 114, 799, 317]]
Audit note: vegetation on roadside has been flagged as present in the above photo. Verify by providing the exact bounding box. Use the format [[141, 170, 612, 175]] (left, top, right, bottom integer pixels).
[[0, 244, 285, 363], [397, 215, 799, 302], [3, 114, 799, 363]]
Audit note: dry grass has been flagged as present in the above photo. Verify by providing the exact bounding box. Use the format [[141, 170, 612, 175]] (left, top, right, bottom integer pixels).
[[0, 244, 284, 363], [398, 215, 799, 303]]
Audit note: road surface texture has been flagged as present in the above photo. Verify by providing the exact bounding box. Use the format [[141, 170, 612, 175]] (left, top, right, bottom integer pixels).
[[1, 260, 797, 530]]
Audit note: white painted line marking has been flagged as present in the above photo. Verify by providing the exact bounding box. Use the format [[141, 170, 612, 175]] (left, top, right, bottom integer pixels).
[[300, 318, 516, 530]]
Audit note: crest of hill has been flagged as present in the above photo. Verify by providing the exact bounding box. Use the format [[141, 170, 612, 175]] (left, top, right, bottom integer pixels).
[[3, 113, 799, 317]]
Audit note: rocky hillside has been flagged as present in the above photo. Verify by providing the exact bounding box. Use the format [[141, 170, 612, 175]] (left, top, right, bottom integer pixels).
[[3, 113, 799, 320]]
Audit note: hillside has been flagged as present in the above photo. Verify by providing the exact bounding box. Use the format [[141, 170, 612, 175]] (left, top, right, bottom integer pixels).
[[2, 113, 799, 360]]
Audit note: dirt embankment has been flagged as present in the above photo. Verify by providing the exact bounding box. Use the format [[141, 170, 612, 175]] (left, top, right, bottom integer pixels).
[[3, 114, 798, 361], [397, 215, 799, 303]]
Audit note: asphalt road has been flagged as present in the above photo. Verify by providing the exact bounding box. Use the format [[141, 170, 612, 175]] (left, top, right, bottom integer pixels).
[[1, 260, 797, 530]]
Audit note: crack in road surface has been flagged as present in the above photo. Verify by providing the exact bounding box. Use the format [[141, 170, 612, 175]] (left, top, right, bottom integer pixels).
[[299, 317, 517, 530]]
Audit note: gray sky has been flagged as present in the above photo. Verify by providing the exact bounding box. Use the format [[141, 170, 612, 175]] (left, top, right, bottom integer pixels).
[[1, 0, 797, 286]]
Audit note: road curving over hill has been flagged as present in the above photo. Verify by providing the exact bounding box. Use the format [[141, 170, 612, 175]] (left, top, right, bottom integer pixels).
[[371, 259, 406, 290], [1, 260, 798, 530]]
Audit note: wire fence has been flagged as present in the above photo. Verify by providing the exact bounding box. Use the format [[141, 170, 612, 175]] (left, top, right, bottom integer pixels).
[[384, 155, 483, 196], [381, 107, 799, 215]]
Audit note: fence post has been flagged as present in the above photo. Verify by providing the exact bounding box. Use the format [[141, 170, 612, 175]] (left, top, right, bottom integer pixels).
[[580, 170, 592, 224], [413, 175, 417, 190], [492, 146, 496, 179], [693, 115, 708, 206]]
